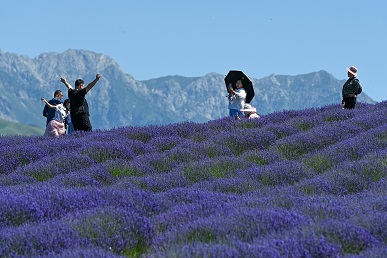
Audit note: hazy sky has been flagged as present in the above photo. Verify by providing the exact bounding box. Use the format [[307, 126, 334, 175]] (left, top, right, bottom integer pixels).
[[1, 0, 386, 101]]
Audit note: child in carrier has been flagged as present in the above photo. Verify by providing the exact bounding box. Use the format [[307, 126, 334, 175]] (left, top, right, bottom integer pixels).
[[41, 97, 69, 138]]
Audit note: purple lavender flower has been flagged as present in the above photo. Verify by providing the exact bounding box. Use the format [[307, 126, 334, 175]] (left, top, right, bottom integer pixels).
[[316, 219, 382, 254], [247, 161, 313, 186], [1, 101, 387, 256], [0, 218, 83, 257], [68, 207, 153, 255], [181, 156, 250, 183]]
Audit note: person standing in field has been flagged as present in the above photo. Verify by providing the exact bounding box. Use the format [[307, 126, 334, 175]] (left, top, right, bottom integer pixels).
[[42, 90, 63, 126], [60, 74, 101, 132], [342, 66, 362, 109], [63, 98, 74, 134], [41, 97, 68, 138], [228, 80, 246, 118]]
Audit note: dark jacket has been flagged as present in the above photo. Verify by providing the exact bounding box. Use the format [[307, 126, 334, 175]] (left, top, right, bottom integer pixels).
[[43, 98, 62, 125], [342, 77, 361, 98]]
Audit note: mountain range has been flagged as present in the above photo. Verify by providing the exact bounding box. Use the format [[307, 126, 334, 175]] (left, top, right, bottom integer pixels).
[[0, 49, 376, 132]]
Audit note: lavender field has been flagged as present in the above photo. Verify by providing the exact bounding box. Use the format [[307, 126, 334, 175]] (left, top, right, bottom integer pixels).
[[1, 102, 387, 257]]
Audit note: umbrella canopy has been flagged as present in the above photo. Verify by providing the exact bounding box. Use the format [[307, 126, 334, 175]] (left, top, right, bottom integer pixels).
[[224, 70, 255, 103]]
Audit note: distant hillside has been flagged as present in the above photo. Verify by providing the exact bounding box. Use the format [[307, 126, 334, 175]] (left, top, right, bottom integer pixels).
[[0, 118, 44, 136], [0, 49, 376, 132]]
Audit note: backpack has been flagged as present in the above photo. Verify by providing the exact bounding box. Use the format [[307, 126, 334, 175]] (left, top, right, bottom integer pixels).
[[354, 79, 362, 95]]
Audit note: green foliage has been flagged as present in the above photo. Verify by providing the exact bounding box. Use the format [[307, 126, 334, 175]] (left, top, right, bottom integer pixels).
[[0, 118, 44, 136], [125, 130, 153, 143], [186, 229, 215, 244], [109, 164, 145, 177], [183, 159, 244, 183], [121, 240, 148, 258], [303, 154, 333, 174], [31, 170, 56, 182], [274, 143, 305, 160]]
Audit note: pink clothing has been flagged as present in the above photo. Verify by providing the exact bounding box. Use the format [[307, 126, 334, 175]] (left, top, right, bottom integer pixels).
[[43, 103, 68, 138], [44, 120, 66, 138]]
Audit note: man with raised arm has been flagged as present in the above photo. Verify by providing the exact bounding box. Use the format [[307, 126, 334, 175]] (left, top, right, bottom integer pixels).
[[60, 74, 101, 131]]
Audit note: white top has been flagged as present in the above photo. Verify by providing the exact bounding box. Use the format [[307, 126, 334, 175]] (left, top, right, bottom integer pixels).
[[53, 104, 68, 123], [228, 88, 246, 111]]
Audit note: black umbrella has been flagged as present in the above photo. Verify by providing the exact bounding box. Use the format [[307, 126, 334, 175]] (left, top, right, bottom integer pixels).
[[224, 70, 255, 103]]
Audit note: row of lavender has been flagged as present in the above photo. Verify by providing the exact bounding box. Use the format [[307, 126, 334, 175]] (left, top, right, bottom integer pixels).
[[1, 102, 387, 257]]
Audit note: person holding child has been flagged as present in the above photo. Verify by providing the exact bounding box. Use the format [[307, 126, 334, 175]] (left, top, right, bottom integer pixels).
[[41, 97, 69, 138], [42, 90, 63, 126]]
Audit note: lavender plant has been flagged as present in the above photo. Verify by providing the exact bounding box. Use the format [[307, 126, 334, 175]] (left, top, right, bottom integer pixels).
[[1, 101, 387, 256]]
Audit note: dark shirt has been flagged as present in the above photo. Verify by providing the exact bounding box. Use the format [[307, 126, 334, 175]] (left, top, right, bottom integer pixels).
[[342, 77, 361, 98], [68, 88, 89, 116], [42, 97, 62, 125]]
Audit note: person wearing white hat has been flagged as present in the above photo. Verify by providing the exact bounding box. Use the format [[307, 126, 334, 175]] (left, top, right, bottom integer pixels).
[[240, 103, 260, 119], [342, 66, 362, 109]]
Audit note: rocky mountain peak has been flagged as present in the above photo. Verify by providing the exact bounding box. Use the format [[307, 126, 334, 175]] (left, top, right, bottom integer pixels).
[[0, 50, 376, 130]]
